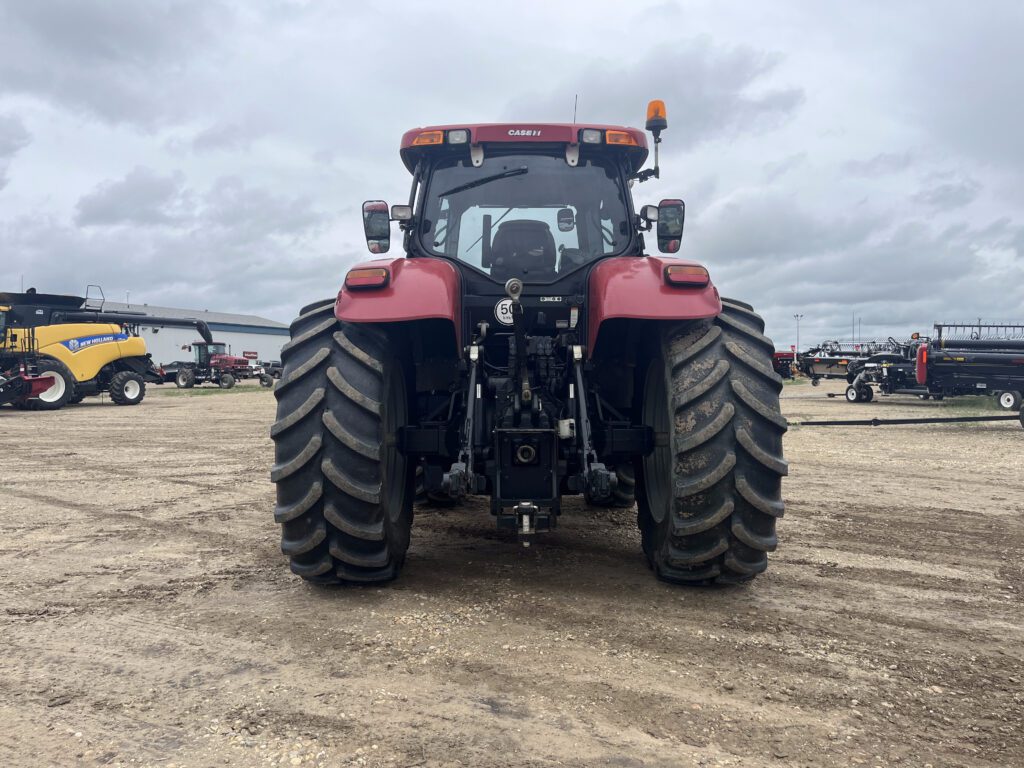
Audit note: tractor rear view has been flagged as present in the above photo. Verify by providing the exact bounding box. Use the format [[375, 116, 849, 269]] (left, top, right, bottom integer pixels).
[[271, 102, 787, 586]]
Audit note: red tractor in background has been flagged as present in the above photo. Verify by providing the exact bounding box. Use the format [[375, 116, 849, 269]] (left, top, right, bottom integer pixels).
[[167, 341, 273, 389], [271, 101, 787, 586]]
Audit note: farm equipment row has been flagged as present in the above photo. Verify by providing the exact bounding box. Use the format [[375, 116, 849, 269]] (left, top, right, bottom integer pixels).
[[0, 289, 255, 410], [800, 323, 1024, 409]]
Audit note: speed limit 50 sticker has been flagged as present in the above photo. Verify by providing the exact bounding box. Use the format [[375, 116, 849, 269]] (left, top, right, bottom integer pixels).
[[494, 298, 515, 325]]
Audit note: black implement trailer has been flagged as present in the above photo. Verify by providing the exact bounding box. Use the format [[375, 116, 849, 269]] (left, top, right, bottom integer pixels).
[[916, 322, 1024, 406]]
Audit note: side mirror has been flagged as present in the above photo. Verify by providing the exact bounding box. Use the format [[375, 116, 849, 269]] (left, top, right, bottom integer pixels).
[[362, 200, 391, 254], [656, 198, 685, 253], [557, 208, 575, 232]]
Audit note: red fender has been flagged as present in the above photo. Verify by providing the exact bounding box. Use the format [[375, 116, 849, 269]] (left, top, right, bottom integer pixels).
[[335, 257, 462, 349], [587, 256, 722, 355]]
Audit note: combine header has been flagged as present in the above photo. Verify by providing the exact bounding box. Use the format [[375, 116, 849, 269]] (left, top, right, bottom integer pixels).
[[799, 340, 893, 386], [270, 101, 788, 586], [916, 322, 1024, 405]]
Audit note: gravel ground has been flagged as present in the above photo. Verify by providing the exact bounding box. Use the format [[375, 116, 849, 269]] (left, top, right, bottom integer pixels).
[[0, 379, 1021, 767]]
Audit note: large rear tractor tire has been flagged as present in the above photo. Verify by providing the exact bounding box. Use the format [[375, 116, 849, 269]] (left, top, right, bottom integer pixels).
[[109, 371, 146, 405], [271, 299, 413, 584], [637, 299, 788, 584], [23, 358, 76, 411]]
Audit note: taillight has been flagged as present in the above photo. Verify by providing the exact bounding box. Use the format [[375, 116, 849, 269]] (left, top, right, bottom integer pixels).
[[664, 264, 709, 287], [411, 130, 444, 146], [345, 267, 390, 290], [915, 344, 928, 385], [605, 130, 640, 146]]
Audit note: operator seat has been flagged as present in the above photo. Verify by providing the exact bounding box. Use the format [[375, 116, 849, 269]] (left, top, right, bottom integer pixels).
[[489, 220, 557, 281]]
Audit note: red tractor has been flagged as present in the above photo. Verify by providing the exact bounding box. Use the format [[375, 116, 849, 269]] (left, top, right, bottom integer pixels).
[[271, 102, 787, 585], [169, 341, 272, 389]]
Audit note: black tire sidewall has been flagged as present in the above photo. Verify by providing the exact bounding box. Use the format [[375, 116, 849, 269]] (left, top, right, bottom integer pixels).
[[110, 371, 145, 405]]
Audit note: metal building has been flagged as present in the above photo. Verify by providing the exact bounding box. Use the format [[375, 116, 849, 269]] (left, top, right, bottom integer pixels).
[[102, 301, 289, 367]]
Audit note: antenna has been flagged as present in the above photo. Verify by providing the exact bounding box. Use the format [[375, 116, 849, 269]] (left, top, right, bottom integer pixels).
[[573, 94, 578, 125]]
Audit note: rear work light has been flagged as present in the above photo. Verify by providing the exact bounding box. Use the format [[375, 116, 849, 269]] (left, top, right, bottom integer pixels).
[[345, 267, 390, 290], [580, 128, 602, 144], [664, 264, 709, 287], [411, 130, 444, 146], [605, 130, 640, 147], [447, 129, 469, 144]]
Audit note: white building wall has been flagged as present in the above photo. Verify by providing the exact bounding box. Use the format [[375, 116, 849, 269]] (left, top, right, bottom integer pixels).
[[137, 324, 288, 366]]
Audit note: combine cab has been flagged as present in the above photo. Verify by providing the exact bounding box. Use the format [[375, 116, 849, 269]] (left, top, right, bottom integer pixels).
[[271, 103, 787, 585]]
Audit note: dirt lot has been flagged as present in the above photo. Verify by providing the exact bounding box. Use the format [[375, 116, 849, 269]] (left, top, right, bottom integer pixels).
[[1, 380, 1021, 767]]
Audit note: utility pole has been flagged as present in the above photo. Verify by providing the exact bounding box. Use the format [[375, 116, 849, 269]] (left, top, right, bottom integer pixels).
[[793, 313, 804, 356]]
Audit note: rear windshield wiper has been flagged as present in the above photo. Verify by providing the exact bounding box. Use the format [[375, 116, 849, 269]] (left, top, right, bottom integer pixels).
[[438, 166, 528, 197]]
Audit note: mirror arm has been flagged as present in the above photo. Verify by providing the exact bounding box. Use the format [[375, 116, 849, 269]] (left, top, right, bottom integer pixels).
[[634, 134, 661, 183]]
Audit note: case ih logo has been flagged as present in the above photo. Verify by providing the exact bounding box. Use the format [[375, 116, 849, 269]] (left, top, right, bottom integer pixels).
[[508, 129, 541, 137]]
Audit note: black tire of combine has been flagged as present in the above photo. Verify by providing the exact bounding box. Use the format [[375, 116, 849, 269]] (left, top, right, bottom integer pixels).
[[219, 373, 236, 389], [67, 392, 86, 405], [271, 299, 413, 584], [22, 358, 76, 411], [109, 370, 146, 405], [176, 368, 195, 388], [636, 300, 788, 584]]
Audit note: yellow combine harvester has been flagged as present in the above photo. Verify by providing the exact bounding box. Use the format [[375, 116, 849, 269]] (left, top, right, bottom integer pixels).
[[1, 290, 212, 410]]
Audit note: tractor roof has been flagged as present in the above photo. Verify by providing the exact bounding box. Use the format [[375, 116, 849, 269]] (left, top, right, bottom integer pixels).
[[399, 123, 649, 173]]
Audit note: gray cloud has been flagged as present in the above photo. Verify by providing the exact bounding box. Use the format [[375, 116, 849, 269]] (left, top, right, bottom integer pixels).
[[0, 0, 232, 128], [763, 152, 807, 182], [843, 152, 913, 177], [912, 174, 981, 211], [0, 114, 31, 190], [508, 37, 804, 150], [191, 122, 265, 153], [76, 167, 191, 226]]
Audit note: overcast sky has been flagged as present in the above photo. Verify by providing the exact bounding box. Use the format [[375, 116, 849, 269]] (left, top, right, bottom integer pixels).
[[2, 1, 1022, 348]]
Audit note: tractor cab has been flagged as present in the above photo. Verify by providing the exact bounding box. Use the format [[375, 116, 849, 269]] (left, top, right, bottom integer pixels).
[[361, 101, 684, 289], [192, 341, 227, 366]]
